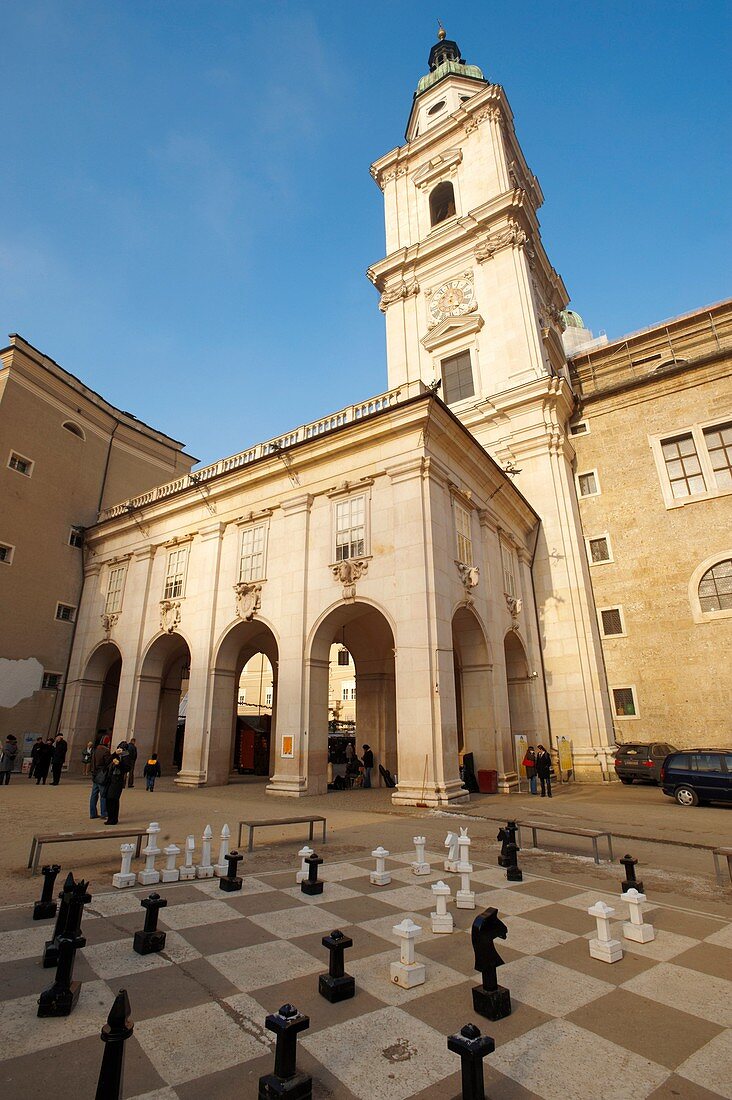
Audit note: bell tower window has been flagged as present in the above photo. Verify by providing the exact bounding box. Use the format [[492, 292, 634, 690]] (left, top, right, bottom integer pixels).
[[441, 351, 474, 405], [430, 181, 456, 226]]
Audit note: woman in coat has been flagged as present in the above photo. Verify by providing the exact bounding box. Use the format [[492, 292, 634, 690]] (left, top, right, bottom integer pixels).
[[0, 735, 19, 784], [103, 751, 126, 825], [535, 744, 553, 798]]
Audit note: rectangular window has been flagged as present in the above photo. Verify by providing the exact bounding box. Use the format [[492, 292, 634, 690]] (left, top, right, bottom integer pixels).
[[42, 672, 62, 690], [8, 451, 33, 476], [612, 687, 638, 718], [69, 527, 84, 549], [55, 603, 76, 622], [704, 422, 732, 490], [455, 503, 473, 565], [588, 535, 612, 564], [577, 471, 600, 497], [0, 542, 14, 565], [569, 420, 589, 436], [661, 434, 706, 499], [335, 496, 366, 561], [337, 648, 350, 667], [105, 566, 126, 614], [238, 690, 246, 706], [265, 687, 273, 707], [600, 607, 624, 636], [441, 350, 475, 405], [164, 546, 188, 600], [239, 524, 266, 582], [501, 541, 516, 597], [342, 682, 356, 701]]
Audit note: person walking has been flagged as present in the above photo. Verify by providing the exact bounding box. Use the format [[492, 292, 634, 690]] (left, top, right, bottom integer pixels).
[[143, 754, 161, 791], [103, 750, 126, 825], [90, 736, 112, 820], [28, 736, 44, 780], [35, 738, 54, 785], [126, 737, 138, 787], [535, 744, 552, 798], [361, 744, 374, 789], [82, 741, 93, 776], [0, 735, 19, 784], [50, 734, 68, 785], [522, 746, 538, 795]]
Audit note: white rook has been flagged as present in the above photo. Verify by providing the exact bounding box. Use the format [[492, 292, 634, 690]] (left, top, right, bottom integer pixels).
[[197, 824, 215, 879], [138, 822, 161, 886], [296, 845, 314, 884], [430, 879, 454, 933], [623, 888, 655, 943], [161, 843, 181, 883], [214, 824, 231, 877], [179, 834, 196, 880], [371, 846, 391, 886], [112, 843, 136, 889], [390, 918, 425, 988], [588, 900, 623, 963], [411, 836, 430, 876], [444, 832, 459, 873]]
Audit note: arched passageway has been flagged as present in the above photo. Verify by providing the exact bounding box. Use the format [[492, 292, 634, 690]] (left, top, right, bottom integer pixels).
[[132, 633, 191, 768], [452, 607, 496, 770], [71, 642, 123, 755], [504, 631, 538, 757]]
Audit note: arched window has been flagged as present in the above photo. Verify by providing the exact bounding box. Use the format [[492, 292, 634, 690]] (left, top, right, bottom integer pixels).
[[62, 420, 85, 440], [698, 559, 732, 612], [429, 181, 456, 226]]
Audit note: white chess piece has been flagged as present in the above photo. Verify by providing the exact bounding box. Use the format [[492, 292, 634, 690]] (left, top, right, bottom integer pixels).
[[296, 845, 314, 884], [214, 824, 231, 877], [370, 846, 391, 886], [444, 832, 459, 872], [138, 821, 162, 886], [455, 863, 475, 909], [161, 843, 181, 883], [390, 918, 426, 988], [112, 842, 136, 889], [588, 900, 623, 962], [179, 834, 196, 880], [411, 835, 430, 876], [622, 888, 655, 943], [430, 879, 454, 933], [196, 824, 215, 879]]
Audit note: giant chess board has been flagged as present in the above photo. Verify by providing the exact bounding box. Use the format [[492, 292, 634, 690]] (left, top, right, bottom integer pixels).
[[1, 849, 730, 1099]]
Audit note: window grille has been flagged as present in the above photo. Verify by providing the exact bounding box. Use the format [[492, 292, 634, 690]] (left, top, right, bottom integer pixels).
[[589, 536, 610, 563], [105, 566, 126, 614], [661, 434, 706, 498], [612, 687, 636, 716], [455, 504, 473, 565], [239, 525, 266, 582], [56, 603, 76, 622], [698, 559, 732, 612], [703, 422, 732, 490], [601, 608, 623, 635], [8, 452, 32, 476], [69, 527, 84, 548], [42, 673, 62, 690], [335, 496, 366, 561], [164, 547, 188, 600], [441, 351, 475, 405]]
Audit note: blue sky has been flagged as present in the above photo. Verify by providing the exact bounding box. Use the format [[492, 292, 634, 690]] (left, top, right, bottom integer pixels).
[[2, 1, 730, 465]]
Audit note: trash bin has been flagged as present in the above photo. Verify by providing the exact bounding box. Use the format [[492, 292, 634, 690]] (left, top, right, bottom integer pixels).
[[477, 768, 498, 794]]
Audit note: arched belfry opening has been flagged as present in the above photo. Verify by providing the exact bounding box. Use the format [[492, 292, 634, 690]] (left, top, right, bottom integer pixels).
[[132, 633, 191, 769], [452, 607, 495, 769], [430, 180, 456, 226], [73, 642, 122, 751]]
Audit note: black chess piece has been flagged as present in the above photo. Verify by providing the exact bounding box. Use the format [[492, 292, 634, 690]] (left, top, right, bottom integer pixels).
[[496, 821, 517, 868], [620, 853, 644, 894], [447, 1022, 495, 1100], [319, 929, 355, 1003], [471, 907, 511, 1020], [34, 863, 61, 920], [95, 989, 134, 1100], [219, 850, 243, 893], [258, 1003, 312, 1099], [37, 933, 83, 1017], [43, 871, 75, 967], [301, 852, 323, 896], [133, 893, 168, 955], [505, 841, 523, 882]]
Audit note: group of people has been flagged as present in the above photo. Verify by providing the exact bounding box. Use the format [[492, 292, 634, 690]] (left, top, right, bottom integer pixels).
[[89, 736, 161, 824], [344, 742, 375, 788], [0, 734, 68, 785], [521, 744, 553, 797]]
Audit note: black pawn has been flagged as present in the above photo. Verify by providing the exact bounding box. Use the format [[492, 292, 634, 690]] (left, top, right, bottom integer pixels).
[[133, 893, 167, 955], [37, 934, 82, 1017], [43, 871, 75, 968], [95, 989, 134, 1100], [319, 929, 355, 1003], [497, 821, 517, 868], [34, 863, 61, 920], [620, 853, 644, 894], [258, 1003, 312, 1099], [505, 841, 523, 882], [447, 1022, 495, 1100], [301, 853, 323, 896], [219, 850, 243, 893]]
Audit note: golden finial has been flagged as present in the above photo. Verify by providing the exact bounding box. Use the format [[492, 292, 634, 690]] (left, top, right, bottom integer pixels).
[[437, 20, 446, 41]]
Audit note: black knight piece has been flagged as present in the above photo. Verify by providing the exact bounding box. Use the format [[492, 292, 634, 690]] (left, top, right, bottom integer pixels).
[[447, 1022, 495, 1100], [37, 931, 84, 1017], [471, 907, 511, 1020], [219, 850, 243, 892], [95, 989, 134, 1100], [34, 863, 61, 920], [133, 893, 168, 955], [301, 852, 323, 896], [43, 871, 75, 968], [319, 929, 355, 1002], [496, 821, 518, 868], [505, 841, 523, 882], [620, 853, 644, 894], [258, 1003, 313, 1099], [43, 874, 91, 968]]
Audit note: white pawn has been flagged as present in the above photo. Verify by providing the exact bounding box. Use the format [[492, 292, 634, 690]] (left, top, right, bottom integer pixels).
[[456, 863, 475, 910], [179, 834, 196, 880], [214, 824, 231, 877], [112, 842, 136, 889], [623, 888, 655, 943], [196, 824, 215, 879], [411, 835, 430, 876], [371, 846, 391, 886], [588, 900, 623, 963], [444, 832, 459, 873], [296, 845, 314, 884], [161, 843, 181, 883], [138, 821, 162, 886], [390, 918, 425, 988], [430, 879, 454, 933]]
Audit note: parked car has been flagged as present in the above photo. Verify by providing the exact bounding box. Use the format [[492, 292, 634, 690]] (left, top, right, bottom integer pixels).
[[614, 742, 677, 785], [660, 749, 732, 806]]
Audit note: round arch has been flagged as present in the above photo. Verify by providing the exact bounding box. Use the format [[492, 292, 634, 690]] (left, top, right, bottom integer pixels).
[[452, 606, 495, 770], [503, 630, 537, 750], [132, 632, 192, 770], [71, 641, 123, 759]]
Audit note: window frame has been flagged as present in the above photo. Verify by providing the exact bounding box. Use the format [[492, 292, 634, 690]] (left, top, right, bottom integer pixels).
[[7, 450, 34, 477], [569, 419, 590, 437], [429, 180, 457, 227], [163, 545, 189, 601], [332, 493, 368, 563], [0, 541, 15, 565], [238, 522, 268, 583], [440, 349, 475, 406], [598, 605, 626, 638], [500, 539, 517, 598], [105, 564, 127, 615], [68, 526, 84, 549], [689, 552, 732, 624], [611, 685, 640, 720], [586, 533, 613, 566], [454, 501, 473, 566], [42, 672, 63, 690], [650, 418, 732, 510], [55, 602, 77, 623], [576, 469, 601, 498]]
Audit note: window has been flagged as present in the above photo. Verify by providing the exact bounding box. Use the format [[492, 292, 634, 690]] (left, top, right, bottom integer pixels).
[[337, 648, 350, 667], [105, 566, 126, 614], [335, 496, 366, 561], [427, 99, 446, 116], [441, 351, 474, 405], [8, 451, 33, 476], [0, 542, 14, 565], [689, 753, 723, 772], [429, 180, 456, 226], [600, 607, 624, 636], [698, 559, 732, 612], [569, 420, 589, 436], [577, 471, 600, 497], [342, 682, 356, 701], [42, 672, 62, 690], [62, 421, 85, 440], [265, 687, 273, 707], [587, 535, 612, 564], [612, 687, 638, 718], [704, 422, 732, 489], [55, 603, 76, 623], [455, 503, 473, 565], [501, 541, 516, 597], [69, 527, 84, 549], [164, 546, 188, 599], [661, 434, 706, 499], [238, 691, 246, 706], [239, 524, 266, 582]]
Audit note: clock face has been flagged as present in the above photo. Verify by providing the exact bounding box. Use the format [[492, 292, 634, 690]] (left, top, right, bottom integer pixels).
[[430, 278, 474, 322]]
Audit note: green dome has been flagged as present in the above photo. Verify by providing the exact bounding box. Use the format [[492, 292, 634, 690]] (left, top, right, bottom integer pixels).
[[416, 59, 485, 95], [560, 309, 585, 330]]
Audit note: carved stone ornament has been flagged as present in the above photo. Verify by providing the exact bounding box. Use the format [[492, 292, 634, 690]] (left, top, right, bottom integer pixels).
[[463, 104, 501, 135], [474, 219, 528, 264], [331, 559, 368, 602], [101, 613, 119, 639], [233, 581, 262, 622], [457, 562, 480, 605], [506, 594, 522, 627], [160, 600, 182, 635], [379, 278, 420, 313]]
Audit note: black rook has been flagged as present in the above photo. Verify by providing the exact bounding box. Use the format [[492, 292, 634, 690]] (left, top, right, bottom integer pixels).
[[620, 853, 644, 894], [258, 1003, 312, 1099], [220, 850, 243, 893], [34, 863, 61, 921], [301, 853, 323, 896], [133, 893, 168, 955]]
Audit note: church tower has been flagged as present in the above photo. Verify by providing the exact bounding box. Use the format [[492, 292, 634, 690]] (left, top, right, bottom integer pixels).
[[369, 29, 616, 779]]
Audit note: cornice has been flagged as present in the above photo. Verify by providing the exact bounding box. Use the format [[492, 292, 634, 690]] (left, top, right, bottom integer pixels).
[[421, 312, 484, 352]]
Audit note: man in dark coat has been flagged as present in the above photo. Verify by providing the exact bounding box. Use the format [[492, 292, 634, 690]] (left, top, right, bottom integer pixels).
[[103, 751, 126, 825], [361, 744, 374, 789], [50, 735, 68, 785], [535, 744, 552, 798], [28, 736, 44, 779], [90, 735, 112, 819], [35, 738, 54, 784], [125, 737, 138, 787]]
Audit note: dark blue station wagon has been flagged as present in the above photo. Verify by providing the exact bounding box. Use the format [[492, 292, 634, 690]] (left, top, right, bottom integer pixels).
[[660, 749, 732, 807]]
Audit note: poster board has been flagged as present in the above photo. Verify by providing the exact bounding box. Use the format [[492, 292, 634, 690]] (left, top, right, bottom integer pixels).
[[557, 736, 574, 780], [515, 734, 529, 788], [280, 735, 294, 759]]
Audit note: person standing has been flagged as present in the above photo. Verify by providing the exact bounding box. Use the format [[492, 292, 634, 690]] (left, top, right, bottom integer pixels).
[[126, 737, 138, 787], [90, 736, 112, 820], [82, 741, 93, 776], [535, 744, 552, 798], [35, 738, 54, 784], [143, 754, 161, 791], [50, 734, 68, 785], [29, 736, 44, 779], [0, 735, 18, 784], [361, 744, 374, 789], [103, 750, 126, 825], [522, 746, 537, 795]]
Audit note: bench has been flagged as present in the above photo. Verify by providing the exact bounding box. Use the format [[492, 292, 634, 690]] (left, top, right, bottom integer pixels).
[[712, 846, 732, 886], [237, 816, 327, 854], [27, 828, 148, 875], [517, 821, 614, 865]]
